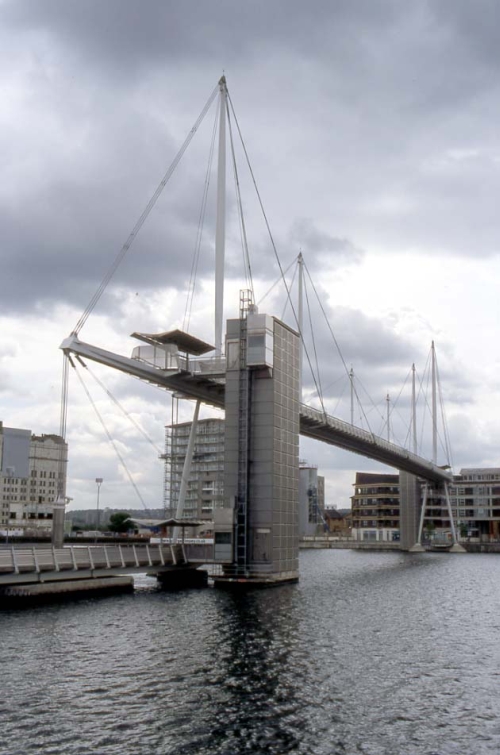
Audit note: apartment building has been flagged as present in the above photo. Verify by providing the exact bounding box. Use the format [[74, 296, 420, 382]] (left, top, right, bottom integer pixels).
[[449, 468, 500, 540], [351, 472, 400, 542], [351, 467, 500, 543], [0, 422, 68, 534]]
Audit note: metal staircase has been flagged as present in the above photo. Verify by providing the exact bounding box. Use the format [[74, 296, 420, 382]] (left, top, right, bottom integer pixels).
[[233, 290, 253, 575]]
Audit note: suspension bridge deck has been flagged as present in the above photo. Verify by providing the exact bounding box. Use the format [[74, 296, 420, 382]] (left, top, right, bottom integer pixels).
[[62, 333, 453, 485], [299, 404, 452, 484]]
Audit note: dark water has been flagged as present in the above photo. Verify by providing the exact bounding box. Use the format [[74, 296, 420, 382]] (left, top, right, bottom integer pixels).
[[1, 550, 500, 755]]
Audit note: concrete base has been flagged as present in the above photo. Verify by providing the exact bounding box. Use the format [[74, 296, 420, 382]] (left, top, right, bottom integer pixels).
[[449, 543, 467, 553], [213, 572, 299, 590], [0, 576, 134, 606], [156, 567, 208, 590], [408, 543, 426, 552]]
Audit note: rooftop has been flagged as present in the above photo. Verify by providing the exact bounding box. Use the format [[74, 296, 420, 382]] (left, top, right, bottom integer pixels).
[[131, 329, 214, 356]]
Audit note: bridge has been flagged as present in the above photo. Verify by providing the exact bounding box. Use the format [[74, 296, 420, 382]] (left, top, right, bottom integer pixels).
[[0, 541, 215, 597], [49, 78, 461, 590], [61, 333, 452, 486]]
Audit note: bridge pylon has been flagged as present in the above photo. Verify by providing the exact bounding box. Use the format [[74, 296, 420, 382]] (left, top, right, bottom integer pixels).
[[213, 301, 301, 587], [407, 480, 466, 553]]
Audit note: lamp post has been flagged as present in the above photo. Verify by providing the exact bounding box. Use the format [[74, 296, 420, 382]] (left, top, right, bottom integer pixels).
[[95, 478, 103, 542]]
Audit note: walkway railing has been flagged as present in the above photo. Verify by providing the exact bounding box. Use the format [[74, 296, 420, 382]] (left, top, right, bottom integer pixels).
[[0, 544, 178, 579], [299, 403, 453, 483]]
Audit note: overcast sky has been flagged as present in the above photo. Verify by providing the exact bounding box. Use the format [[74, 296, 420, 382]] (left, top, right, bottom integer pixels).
[[2, 0, 500, 511]]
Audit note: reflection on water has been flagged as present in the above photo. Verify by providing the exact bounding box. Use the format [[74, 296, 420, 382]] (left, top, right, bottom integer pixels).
[[1, 551, 500, 754]]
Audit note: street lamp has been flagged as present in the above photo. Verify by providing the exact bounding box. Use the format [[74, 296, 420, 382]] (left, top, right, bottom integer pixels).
[[95, 478, 103, 542]]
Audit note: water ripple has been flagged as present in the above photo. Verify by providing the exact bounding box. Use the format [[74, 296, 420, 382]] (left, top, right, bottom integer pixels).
[[1, 552, 500, 754]]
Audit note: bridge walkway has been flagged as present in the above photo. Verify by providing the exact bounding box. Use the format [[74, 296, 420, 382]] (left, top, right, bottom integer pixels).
[[299, 404, 452, 484], [0, 543, 213, 587], [63, 336, 453, 485]]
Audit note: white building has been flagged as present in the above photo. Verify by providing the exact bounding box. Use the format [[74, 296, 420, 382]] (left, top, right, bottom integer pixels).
[[449, 468, 500, 541], [0, 422, 68, 535]]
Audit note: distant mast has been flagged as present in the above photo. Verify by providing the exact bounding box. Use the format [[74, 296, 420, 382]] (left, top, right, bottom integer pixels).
[[431, 341, 437, 464], [214, 76, 227, 356], [350, 367, 354, 425], [411, 363, 417, 454], [298, 252, 304, 398]]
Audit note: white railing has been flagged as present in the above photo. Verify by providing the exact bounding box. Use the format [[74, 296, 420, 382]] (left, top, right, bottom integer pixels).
[[300, 403, 453, 482], [131, 348, 226, 378], [0, 544, 173, 576]]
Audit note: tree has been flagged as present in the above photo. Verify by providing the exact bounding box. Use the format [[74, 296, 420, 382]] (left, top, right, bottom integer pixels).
[[109, 512, 134, 533], [423, 521, 436, 541]]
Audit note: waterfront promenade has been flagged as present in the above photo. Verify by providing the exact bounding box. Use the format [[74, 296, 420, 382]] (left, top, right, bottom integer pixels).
[[300, 535, 500, 553]]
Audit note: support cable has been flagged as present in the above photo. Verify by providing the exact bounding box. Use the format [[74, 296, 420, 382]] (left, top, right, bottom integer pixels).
[[75, 356, 163, 456], [352, 376, 384, 432], [418, 353, 432, 456], [385, 407, 408, 449], [383, 367, 412, 448], [418, 346, 451, 465], [435, 353, 454, 468], [280, 263, 298, 321], [183, 104, 219, 332], [73, 82, 220, 336], [257, 256, 297, 308], [306, 372, 349, 412], [303, 273, 324, 406], [411, 365, 427, 457], [303, 261, 374, 434], [71, 361, 150, 512], [227, 93, 325, 414], [227, 100, 254, 297], [331, 379, 349, 418]]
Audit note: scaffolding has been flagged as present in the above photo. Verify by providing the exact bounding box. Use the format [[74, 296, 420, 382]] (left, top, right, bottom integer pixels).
[[162, 418, 225, 521]]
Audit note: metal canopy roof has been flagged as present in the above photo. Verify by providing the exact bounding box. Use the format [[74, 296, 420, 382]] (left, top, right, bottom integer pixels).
[[129, 517, 206, 528], [131, 329, 214, 356]]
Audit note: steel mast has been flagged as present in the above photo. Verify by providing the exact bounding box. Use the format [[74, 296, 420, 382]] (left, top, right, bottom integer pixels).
[[350, 367, 354, 425], [214, 76, 227, 356], [411, 363, 417, 454], [176, 77, 227, 533], [431, 341, 437, 464], [298, 252, 304, 398]]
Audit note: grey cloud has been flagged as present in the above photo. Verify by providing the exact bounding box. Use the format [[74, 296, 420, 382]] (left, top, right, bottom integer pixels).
[[297, 296, 476, 451], [290, 219, 364, 270], [2, 1, 401, 78], [4, 0, 500, 506], [0, 143, 230, 316], [434, 1, 500, 76], [0, 344, 18, 359], [3, 0, 500, 327], [300, 302, 421, 380], [447, 413, 500, 469]]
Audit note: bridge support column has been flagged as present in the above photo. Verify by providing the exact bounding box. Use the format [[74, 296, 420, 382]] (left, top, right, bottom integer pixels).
[[399, 472, 422, 551], [51, 496, 66, 548], [214, 304, 300, 588], [404, 479, 467, 553]]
